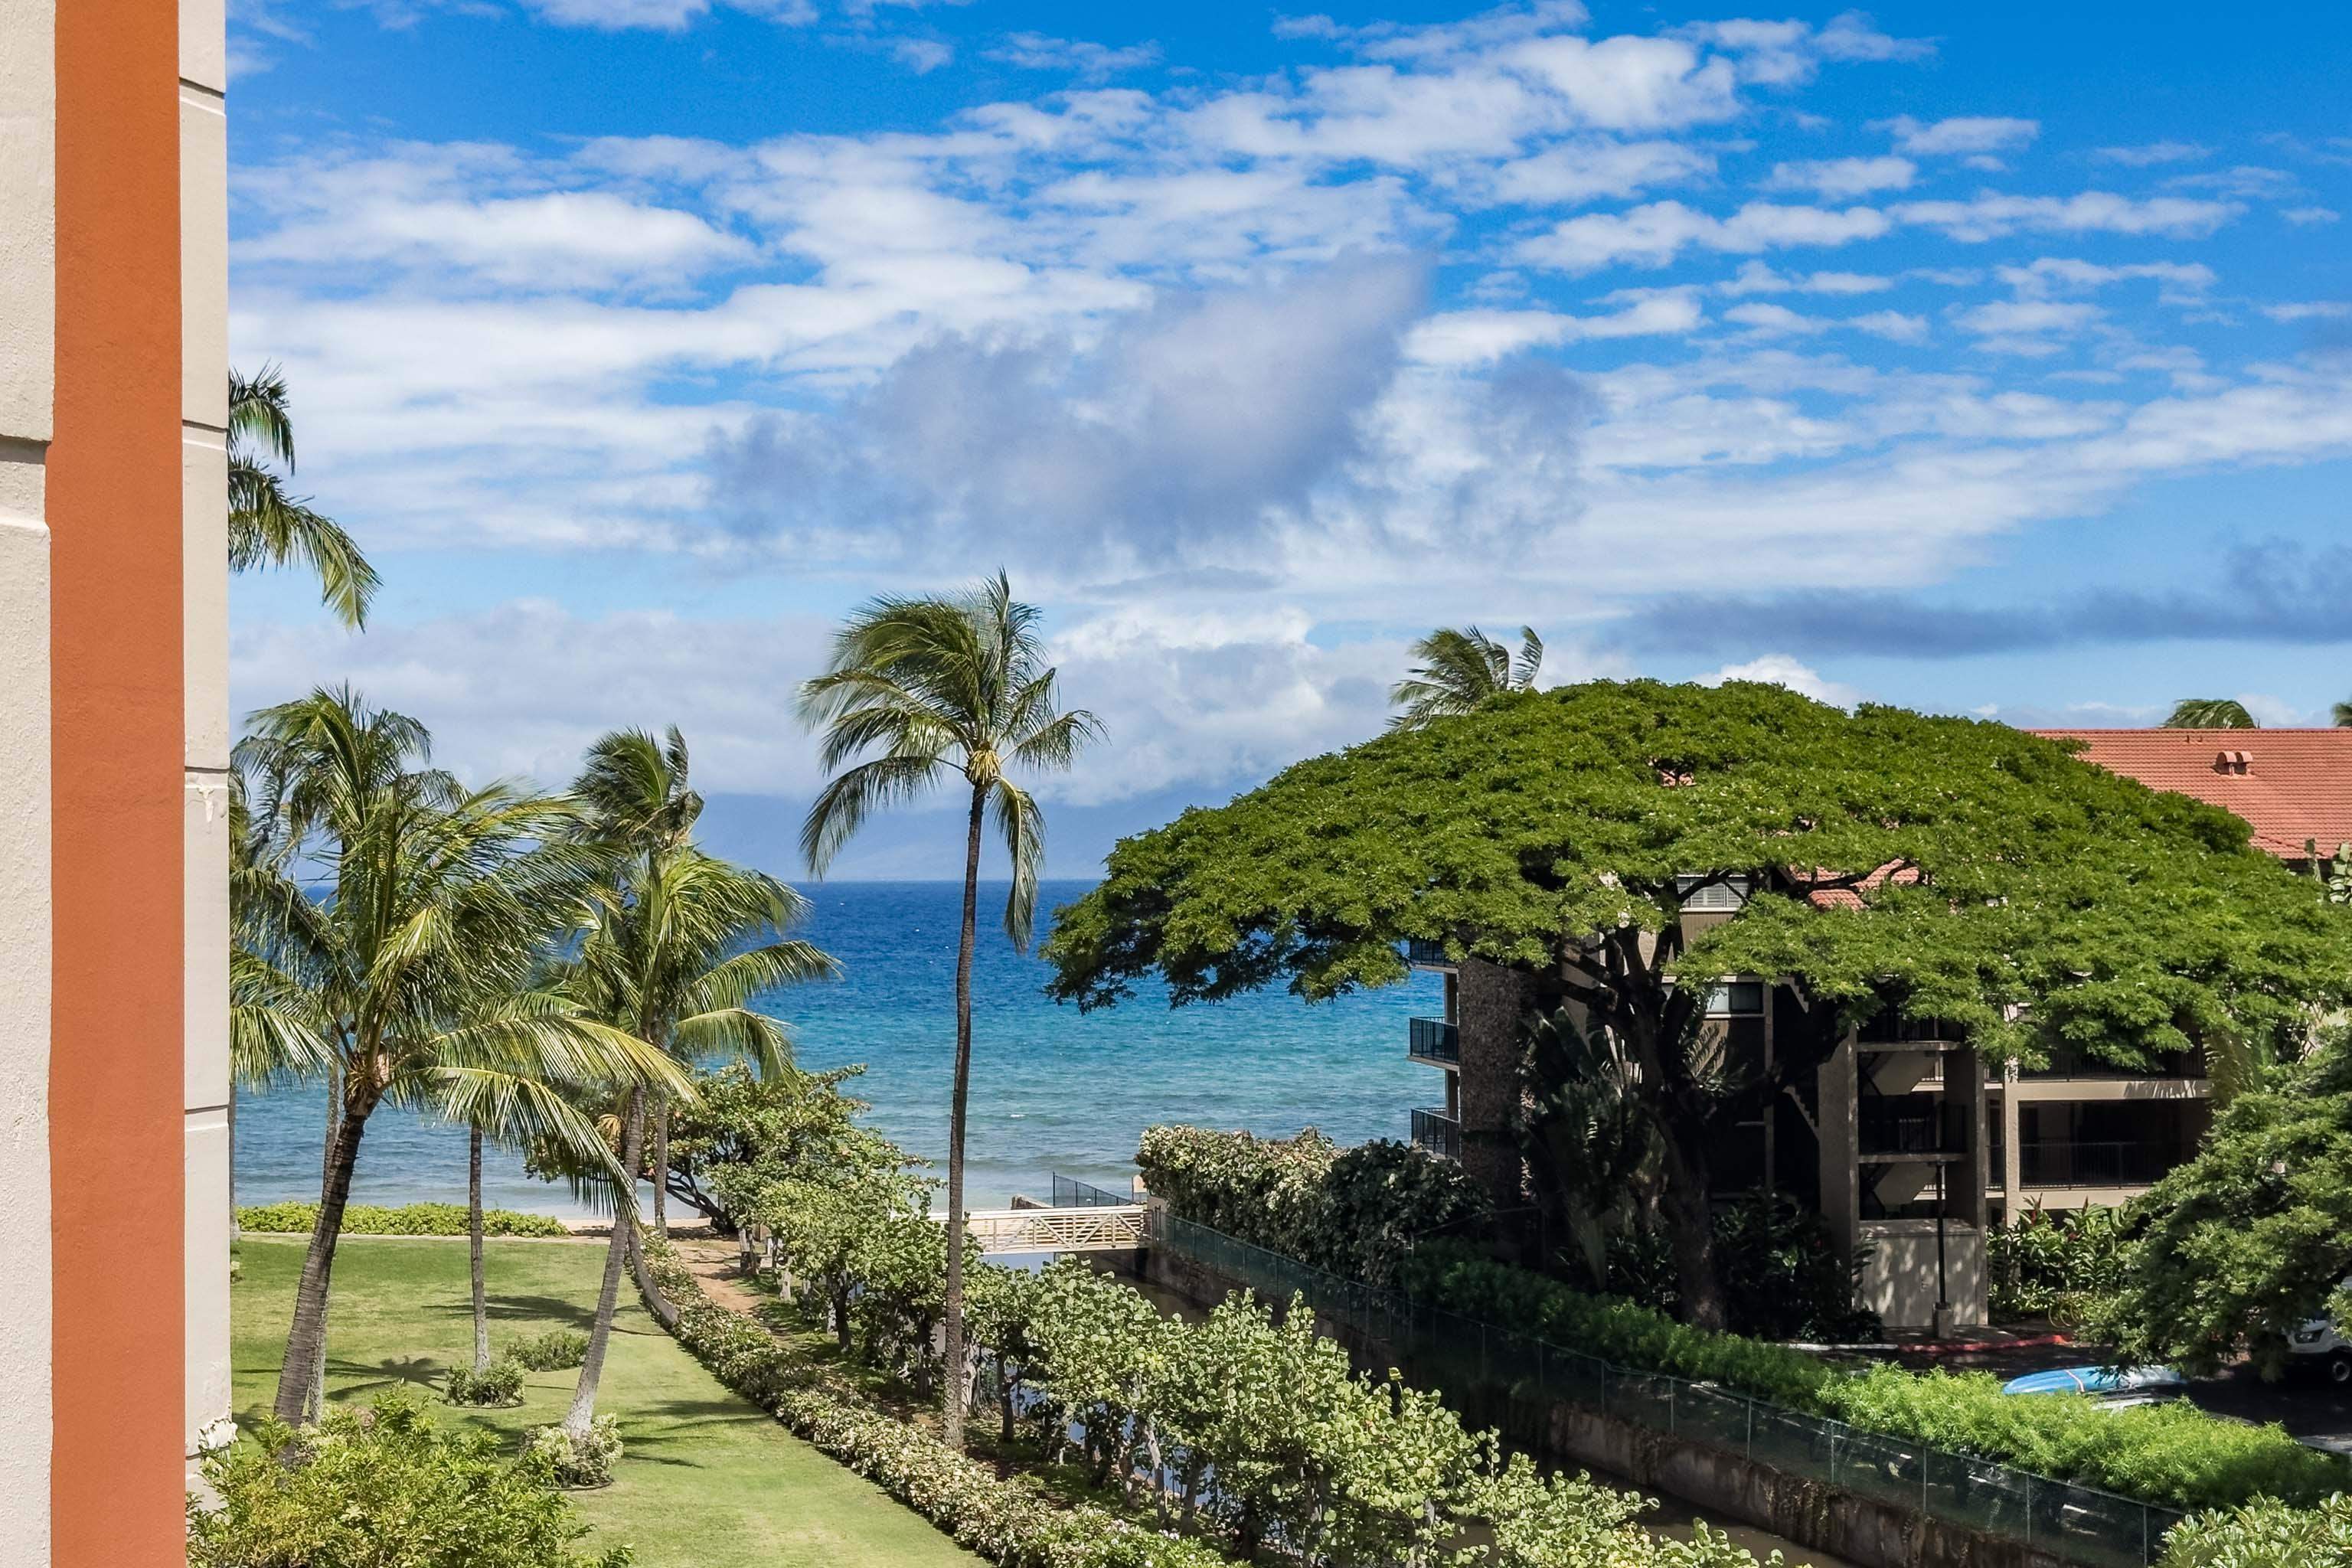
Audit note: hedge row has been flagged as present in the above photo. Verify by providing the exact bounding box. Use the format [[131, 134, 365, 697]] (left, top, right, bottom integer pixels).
[[1147, 1127, 2350, 1513], [237, 1200, 572, 1237], [639, 1245, 1229, 1568]]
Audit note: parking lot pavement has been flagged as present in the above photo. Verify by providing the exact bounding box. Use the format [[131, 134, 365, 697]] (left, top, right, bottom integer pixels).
[[2187, 1363, 2352, 1453]]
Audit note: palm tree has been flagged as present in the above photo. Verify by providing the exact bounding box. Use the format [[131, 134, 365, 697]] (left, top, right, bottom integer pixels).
[[2333, 699, 2352, 727], [798, 570, 1101, 1450], [2164, 697, 2258, 728], [1387, 624, 1544, 728], [556, 727, 837, 1442], [230, 366, 380, 628], [233, 687, 686, 1424]]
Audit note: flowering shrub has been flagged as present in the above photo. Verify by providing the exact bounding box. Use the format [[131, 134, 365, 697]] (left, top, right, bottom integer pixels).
[[2159, 1492, 2352, 1566], [1988, 1202, 2129, 1323], [237, 1201, 570, 1237], [524, 1417, 623, 1488], [188, 1396, 627, 1568], [444, 1357, 527, 1406], [508, 1328, 590, 1371]]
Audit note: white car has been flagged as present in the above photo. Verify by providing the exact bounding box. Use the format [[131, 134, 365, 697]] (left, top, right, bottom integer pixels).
[[2289, 1308, 2352, 1387]]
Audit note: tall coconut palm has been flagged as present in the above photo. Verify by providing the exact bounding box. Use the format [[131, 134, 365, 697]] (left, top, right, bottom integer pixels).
[[233, 687, 687, 1423], [230, 366, 380, 628], [2164, 697, 2258, 728], [798, 571, 1101, 1449], [2334, 698, 2352, 727], [1387, 624, 1544, 728], [556, 727, 837, 1441]]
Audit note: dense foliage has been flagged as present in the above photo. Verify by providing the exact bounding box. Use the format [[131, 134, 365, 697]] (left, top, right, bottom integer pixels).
[[2158, 1493, 2352, 1567], [525, 1416, 625, 1488], [1050, 681, 2352, 1323], [656, 1062, 880, 1230], [508, 1328, 590, 1371], [1986, 1203, 2128, 1324], [188, 1396, 627, 1568], [1135, 1126, 1490, 1285], [2092, 1032, 2352, 1375], [443, 1357, 527, 1406], [237, 1200, 570, 1237], [1145, 1135, 2345, 1511]]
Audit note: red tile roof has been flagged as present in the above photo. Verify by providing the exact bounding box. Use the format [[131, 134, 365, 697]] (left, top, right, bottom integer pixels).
[[2030, 727, 2352, 860]]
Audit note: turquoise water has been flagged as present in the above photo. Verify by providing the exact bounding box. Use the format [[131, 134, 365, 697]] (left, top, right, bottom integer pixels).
[[234, 880, 1444, 1215]]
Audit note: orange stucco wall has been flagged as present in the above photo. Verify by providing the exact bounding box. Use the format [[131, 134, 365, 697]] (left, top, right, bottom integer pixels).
[[51, 0, 188, 1560]]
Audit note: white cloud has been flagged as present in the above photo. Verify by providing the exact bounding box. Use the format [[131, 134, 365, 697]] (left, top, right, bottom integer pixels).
[[1713, 260, 1892, 296], [1516, 199, 1892, 271], [1762, 155, 1915, 197], [1850, 309, 1929, 343], [2262, 302, 2351, 322], [1698, 654, 1859, 707], [1881, 114, 2039, 156], [889, 37, 952, 72], [985, 32, 1159, 77], [1477, 139, 1715, 207], [1994, 257, 2216, 304], [2092, 141, 2207, 166], [1891, 191, 2239, 241], [2284, 207, 2341, 226], [1402, 290, 1700, 364]]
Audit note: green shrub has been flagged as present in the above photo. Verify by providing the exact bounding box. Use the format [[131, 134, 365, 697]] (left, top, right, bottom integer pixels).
[[640, 1243, 1236, 1568], [237, 1201, 570, 1237], [1152, 1125, 2351, 1512], [524, 1417, 623, 1489], [444, 1357, 527, 1406], [1988, 1202, 2128, 1323], [508, 1328, 590, 1371], [188, 1395, 627, 1568], [2159, 1492, 2352, 1566]]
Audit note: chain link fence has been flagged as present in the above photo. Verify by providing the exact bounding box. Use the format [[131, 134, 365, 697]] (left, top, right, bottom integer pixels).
[[1158, 1213, 2181, 1568]]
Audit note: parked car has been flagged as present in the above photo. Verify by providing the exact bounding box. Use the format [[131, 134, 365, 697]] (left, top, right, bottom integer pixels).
[[2001, 1364, 2187, 1406], [2288, 1302, 2352, 1387]]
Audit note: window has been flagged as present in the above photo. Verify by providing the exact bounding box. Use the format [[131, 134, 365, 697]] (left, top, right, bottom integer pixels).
[[1705, 980, 1766, 1015], [1676, 873, 1753, 911]]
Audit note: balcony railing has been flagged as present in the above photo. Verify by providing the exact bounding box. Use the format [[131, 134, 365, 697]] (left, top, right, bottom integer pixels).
[[1403, 937, 1455, 968], [1410, 1107, 1460, 1159], [1407, 1016, 1460, 1066], [2019, 1140, 2180, 1188], [2017, 1046, 2205, 1083], [1859, 1110, 1965, 1160]]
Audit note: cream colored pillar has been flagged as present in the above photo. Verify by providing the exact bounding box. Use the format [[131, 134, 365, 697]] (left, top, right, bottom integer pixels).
[[0, 0, 57, 1550], [181, 0, 234, 1469]]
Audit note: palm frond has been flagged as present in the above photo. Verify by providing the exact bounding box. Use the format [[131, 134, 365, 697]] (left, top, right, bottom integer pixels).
[[989, 777, 1046, 951], [799, 754, 947, 877]]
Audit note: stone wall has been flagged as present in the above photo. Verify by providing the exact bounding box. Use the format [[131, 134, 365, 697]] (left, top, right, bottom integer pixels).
[[1454, 958, 1530, 1210]]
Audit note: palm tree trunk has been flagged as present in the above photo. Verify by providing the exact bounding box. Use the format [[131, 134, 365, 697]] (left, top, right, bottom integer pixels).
[[650, 1095, 670, 1238], [469, 1125, 490, 1374], [273, 1096, 371, 1423], [941, 783, 984, 1451], [567, 1089, 645, 1437], [304, 1071, 341, 1422]]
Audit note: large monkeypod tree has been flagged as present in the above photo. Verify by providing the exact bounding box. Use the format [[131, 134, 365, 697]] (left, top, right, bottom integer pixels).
[[1044, 680, 2352, 1331]]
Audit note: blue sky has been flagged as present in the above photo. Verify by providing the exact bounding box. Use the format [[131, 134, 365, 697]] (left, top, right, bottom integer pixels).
[[227, 1, 2352, 875]]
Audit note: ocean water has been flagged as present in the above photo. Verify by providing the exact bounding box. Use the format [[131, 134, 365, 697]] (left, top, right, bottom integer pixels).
[[234, 880, 1444, 1216]]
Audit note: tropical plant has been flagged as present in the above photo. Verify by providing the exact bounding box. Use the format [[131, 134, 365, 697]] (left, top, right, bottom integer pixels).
[[188, 1396, 630, 1568], [2159, 1492, 2352, 1568], [1387, 624, 1543, 728], [2335, 698, 2352, 727], [658, 1060, 887, 1231], [551, 727, 835, 1445], [798, 570, 1101, 1449], [508, 1328, 590, 1372], [2088, 1029, 2352, 1376], [1519, 1005, 1661, 1289], [2164, 697, 2258, 728], [1049, 681, 2352, 1328], [443, 1357, 526, 1407], [228, 365, 379, 628], [234, 688, 686, 1425]]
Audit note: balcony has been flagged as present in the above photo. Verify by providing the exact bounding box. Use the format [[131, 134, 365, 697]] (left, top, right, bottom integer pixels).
[[2017, 1045, 2205, 1083], [1410, 1107, 1461, 1159], [1403, 937, 1455, 969], [1407, 1016, 1460, 1067], [2018, 1139, 2180, 1188], [1859, 1109, 1967, 1163]]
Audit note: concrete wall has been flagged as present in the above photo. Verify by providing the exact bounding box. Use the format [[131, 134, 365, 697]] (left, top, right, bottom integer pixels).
[[0, 0, 56, 1554], [181, 0, 233, 1467], [1860, 1223, 1988, 1333]]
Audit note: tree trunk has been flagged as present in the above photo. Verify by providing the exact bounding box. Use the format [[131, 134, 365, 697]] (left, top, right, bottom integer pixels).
[[940, 783, 984, 1451], [273, 1096, 371, 1423], [301, 1072, 345, 1423], [650, 1095, 670, 1238], [469, 1125, 490, 1374], [567, 1089, 646, 1437]]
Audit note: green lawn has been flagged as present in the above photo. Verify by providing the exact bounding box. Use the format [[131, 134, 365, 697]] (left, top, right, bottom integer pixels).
[[234, 1234, 982, 1568]]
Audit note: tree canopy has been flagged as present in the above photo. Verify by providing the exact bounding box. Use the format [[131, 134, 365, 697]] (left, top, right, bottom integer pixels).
[[1046, 680, 2350, 1071], [2091, 1031, 2352, 1375]]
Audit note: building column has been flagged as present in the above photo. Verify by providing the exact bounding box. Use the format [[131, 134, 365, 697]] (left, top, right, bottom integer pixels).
[[0, 0, 58, 1550], [182, 0, 233, 1470], [1454, 958, 1528, 1210], [2000, 1059, 2022, 1210], [1817, 1032, 1858, 1266]]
